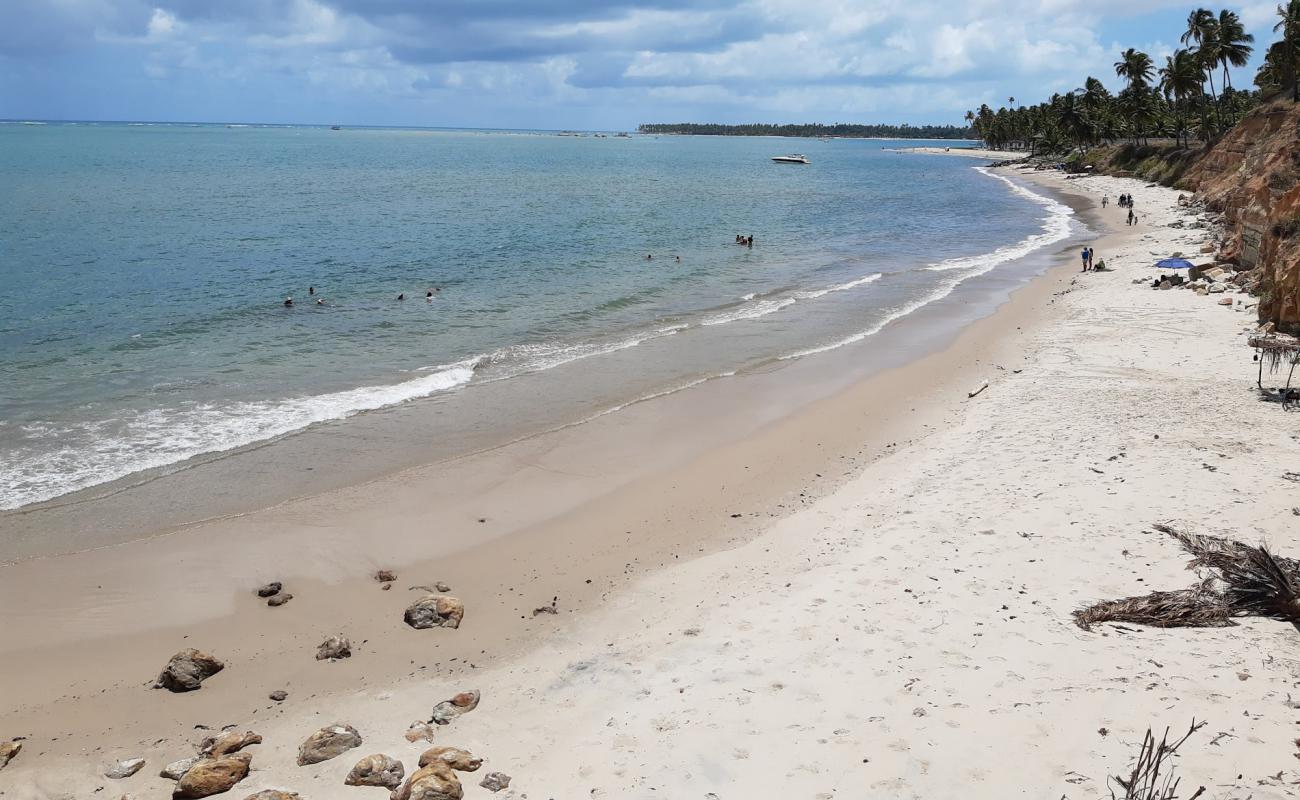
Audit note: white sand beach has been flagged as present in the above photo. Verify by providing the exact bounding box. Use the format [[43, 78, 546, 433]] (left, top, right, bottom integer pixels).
[[4, 169, 1297, 800]]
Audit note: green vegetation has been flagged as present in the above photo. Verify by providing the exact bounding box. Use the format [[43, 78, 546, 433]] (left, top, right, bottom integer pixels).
[[634, 122, 973, 139], [968, 6, 1300, 153]]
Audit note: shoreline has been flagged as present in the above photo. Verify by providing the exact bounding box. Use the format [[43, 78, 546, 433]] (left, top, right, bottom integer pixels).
[[10, 165, 1290, 799], [0, 169, 1089, 770]]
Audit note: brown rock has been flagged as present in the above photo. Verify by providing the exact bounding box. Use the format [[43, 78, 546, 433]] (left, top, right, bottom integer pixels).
[[156, 648, 225, 692], [269, 690, 288, 702], [479, 772, 511, 793], [315, 636, 351, 661], [375, 570, 396, 583], [296, 724, 362, 766], [0, 740, 20, 771], [200, 730, 262, 758], [403, 595, 464, 630], [434, 582, 451, 593], [392, 749, 479, 800], [430, 691, 480, 725], [416, 747, 480, 772], [404, 722, 436, 743], [256, 582, 283, 598], [243, 793, 301, 800], [343, 753, 404, 789], [174, 753, 251, 798], [267, 593, 293, 607]]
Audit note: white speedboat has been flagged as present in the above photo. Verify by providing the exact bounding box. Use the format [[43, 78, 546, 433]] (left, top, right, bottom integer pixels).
[[771, 154, 810, 164]]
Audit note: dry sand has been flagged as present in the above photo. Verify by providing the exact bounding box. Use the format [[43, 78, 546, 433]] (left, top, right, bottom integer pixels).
[[4, 167, 1298, 799]]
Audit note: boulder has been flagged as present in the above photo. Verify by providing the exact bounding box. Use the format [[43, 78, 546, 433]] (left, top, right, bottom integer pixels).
[[296, 724, 362, 766], [1209, 283, 1226, 293], [243, 793, 301, 800], [343, 754, 404, 789], [201, 730, 262, 758], [106, 758, 146, 779], [256, 582, 283, 598], [269, 690, 288, 702], [267, 593, 293, 607], [404, 722, 436, 743], [392, 749, 480, 800], [417, 747, 480, 772], [403, 595, 464, 630], [479, 772, 511, 793], [1219, 297, 1235, 306], [375, 570, 396, 583], [156, 649, 225, 692], [174, 752, 252, 798], [0, 740, 20, 770], [315, 636, 351, 661], [430, 691, 480, 726], [161, 756, 202, 781], [434, 582, 451, 593]]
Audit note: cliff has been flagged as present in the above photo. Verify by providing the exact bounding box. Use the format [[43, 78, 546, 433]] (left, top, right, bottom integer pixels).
[[1183, 99, 1300, 333]]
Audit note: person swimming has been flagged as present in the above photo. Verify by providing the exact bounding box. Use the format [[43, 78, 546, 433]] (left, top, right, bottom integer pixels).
[[308, 286, 315, 295], [397, 293, 405, 300], [426, 290, 434, 298], [316, 298, 325, 305], [284, 297, 293, 307]]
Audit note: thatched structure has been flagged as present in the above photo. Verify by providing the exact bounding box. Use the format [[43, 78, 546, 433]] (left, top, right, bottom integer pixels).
[[1074, 524, 1300, 630], [1249, 333, 1300, 391]]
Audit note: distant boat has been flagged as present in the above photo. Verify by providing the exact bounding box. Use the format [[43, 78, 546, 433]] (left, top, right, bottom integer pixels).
[[330, 125, 342, 131], [771, 154, 810, 164]]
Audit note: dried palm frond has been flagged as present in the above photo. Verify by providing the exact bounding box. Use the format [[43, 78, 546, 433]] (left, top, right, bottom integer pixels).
[[1156, 523, 1300, 578], [1217, 544, 1300, 622], [1074, 582, 1233, 631]]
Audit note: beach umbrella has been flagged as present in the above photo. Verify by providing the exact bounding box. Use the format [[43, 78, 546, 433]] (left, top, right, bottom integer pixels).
[[1155, 257, 1194, 269]]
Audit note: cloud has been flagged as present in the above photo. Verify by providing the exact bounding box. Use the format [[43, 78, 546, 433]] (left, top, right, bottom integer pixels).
[[0, 0, 1279, 127]]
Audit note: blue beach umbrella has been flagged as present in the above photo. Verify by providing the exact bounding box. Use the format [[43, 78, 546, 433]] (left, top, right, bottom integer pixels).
[[1155, 257, 1194, 269]]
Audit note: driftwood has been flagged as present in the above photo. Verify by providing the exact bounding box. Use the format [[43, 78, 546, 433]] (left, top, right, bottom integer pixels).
[[967, 381, 990, 399], [1075, 524, 1300, 630], [1108, 721, 1206, 800]]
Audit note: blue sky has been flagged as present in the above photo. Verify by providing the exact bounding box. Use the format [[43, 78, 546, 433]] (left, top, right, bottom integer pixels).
[[0, 1, 1283, 129]]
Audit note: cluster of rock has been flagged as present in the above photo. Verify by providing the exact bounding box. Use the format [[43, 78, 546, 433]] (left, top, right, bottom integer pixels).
[[403, 595, 464, 629], [1139, 261, 1257, 311], [258, 582, 293, 607], [0, 740, 20, 771], [112, 728, 266, 797]]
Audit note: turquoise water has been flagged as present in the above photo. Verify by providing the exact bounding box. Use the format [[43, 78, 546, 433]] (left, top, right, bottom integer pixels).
[[0, 122, 1072, 509]]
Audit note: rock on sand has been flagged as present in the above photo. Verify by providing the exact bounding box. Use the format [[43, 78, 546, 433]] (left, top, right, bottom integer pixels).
[[174, 752, 252, 798], [430, 690, 480, 725], [0, 740, 20, 771], [297, 724, 362, 766], [105, 758, 146, 779], [315, 636, 351, 661], [403, 595, 464, 630], [155, 649, 225, 692], [344, 753, 405, 788]]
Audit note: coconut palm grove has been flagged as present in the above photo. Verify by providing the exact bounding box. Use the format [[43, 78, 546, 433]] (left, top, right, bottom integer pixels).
[[967, 2, 1300, 151]]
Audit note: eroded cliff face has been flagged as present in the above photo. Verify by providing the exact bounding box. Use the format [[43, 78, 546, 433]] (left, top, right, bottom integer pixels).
[[1185, 99, 1300, 333]]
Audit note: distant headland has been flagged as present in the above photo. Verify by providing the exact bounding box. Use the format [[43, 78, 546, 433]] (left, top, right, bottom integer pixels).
[[636, 122, 975, 139]]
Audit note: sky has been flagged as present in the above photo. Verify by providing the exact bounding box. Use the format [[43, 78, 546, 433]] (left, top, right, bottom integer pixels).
[[0, 0, 1284, 129]]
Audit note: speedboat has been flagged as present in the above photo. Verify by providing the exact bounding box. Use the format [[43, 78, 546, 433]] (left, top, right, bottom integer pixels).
[[771, 154, 810, 164]]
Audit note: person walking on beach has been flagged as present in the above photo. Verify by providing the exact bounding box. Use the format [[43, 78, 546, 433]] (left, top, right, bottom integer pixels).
[[1127, 209, 1135, 226], [1102, 195, 1108, 208], [1087, 247, 1094, 270], [1080, 246, 1089, 272]]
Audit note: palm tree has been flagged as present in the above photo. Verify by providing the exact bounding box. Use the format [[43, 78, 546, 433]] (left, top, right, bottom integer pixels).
[[1160, 49, 1202, 146], [1182, 8, 1222, 126], [1217, 10, 1255, 91], [1276, 0, 1300, 101], [1114, 48, 1155, 90]]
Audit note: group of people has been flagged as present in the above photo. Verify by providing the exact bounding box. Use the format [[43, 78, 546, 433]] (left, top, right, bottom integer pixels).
[[734, 234, 755, 248], [283, 285, 441, 306], [1079, 245, 1108, 272], [1102, 193, 1140, 226]]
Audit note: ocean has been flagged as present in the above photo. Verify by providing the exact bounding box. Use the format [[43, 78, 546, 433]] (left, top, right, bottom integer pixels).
[[0, 122, 1074, 511]]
